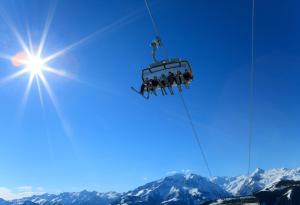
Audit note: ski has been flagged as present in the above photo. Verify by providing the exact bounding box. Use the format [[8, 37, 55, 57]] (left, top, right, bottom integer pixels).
[[131, 87, 149, 100]]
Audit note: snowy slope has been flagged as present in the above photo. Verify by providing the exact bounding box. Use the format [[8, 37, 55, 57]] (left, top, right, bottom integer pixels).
[[211, 168, 300, 196], [11, 191, 121, 205], [0, 198, 11, 205], [116, 173, 229, 205], [254, 180, 300, 205], [1, 168, 300, 205]]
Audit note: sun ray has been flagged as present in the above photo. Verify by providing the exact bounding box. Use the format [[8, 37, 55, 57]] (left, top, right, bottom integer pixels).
[[21, 72, 35, 109], [39, 72, 72, 136], [8, 25, 31, 57], [42, 31, 99, 64], [26, 25, 34, 54], [43, 65, 98, 87], [37, 1, 57, 58], [0, 1, 87, 145], [0, 68, 29, 84], [42, 66, 75, 80], [38, 72, 58, 109], [11, 28, 31, 57], [0, 3, 144, 142], [0, 7, 32, 56], [43, 9, 142, 63], [0, 53, 14, 61], [35, 75, 44, 109]]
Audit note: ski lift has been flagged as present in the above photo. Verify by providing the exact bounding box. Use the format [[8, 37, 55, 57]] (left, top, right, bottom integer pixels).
[[143, 36, 193, 82], [131, 36, 193, 99], [142, 58, 192, 83]]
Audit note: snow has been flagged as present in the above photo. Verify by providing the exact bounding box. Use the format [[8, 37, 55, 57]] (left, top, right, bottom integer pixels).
[[188, 188, 200, 196], [184, 174, 194, 180], [31, 198, 47, 204], [10, 190, 121, 205], [211, 167, 300, 196], [285, 189, 292, 200], [169, 186, 179, 194], [162, 197, 179, 204], [3, 167, 300, 205]]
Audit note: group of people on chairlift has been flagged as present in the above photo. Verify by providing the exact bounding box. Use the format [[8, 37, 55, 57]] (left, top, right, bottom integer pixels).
[[140, 69, 193, 96]]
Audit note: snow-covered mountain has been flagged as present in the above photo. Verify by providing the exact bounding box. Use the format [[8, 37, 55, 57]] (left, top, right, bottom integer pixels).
[[211, 168, 300, 196], [0, 198, 11, 205], [0, 168, 300, 205], [10, 191, 121, 205], [255, 180, 300, 204], [115, 173, 229, 205]]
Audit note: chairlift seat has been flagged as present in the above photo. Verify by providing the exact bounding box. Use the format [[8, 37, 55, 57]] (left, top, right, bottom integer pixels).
[[142, 58, 192, 82]]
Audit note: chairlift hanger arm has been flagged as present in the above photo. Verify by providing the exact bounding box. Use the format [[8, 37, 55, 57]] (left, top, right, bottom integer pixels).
[[151, 36, 162, 63]]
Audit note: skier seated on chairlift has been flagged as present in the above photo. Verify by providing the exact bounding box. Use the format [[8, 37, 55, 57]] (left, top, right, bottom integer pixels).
[[161, 74, 173, 95], [151, 76, 159, 95], [182, 69, 193, 87], [140, 77, 157, 97], [167, 72, 176, 84], [147, 78, 157, 96], [140, 78, 148, 96], [175, 70, 182, 92], [167, 72, 175, 95], [158, 75, 167, 96], [140, 77, 153, 96]]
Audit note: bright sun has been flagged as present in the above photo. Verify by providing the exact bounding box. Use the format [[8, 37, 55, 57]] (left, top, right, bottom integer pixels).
[[0, 2, 87, 136], [1, 0, 102, 116], [5, 45, 72, 118], [25, 55, 44, 75], [11, 51, 47, 77]]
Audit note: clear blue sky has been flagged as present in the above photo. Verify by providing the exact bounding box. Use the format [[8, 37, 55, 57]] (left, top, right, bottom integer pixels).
[[0, 0, 299, 197]]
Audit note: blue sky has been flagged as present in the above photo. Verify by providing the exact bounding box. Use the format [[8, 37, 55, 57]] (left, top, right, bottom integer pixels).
[[0, 0, 300, 199]]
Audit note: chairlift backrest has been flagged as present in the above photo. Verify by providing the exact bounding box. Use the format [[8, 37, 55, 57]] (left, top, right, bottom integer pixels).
[[142, 58, 192, 82]]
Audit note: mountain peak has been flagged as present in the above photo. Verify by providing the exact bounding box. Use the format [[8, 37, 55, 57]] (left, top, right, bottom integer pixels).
[[165, 172, 205, 181], [211, 167, 300, 196], [253, 168, 265, 175], [118, 172, 229, 205], [1, 168, 300, 205]]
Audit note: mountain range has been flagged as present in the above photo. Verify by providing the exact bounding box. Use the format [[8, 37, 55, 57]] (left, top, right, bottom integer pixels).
[[1, 168, 300, 205]]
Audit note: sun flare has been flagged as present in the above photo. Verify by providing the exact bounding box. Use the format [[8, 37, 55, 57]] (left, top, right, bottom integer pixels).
[[26, 55, 44, 75], [12, 51, 45, 76], [0, 1, 94, 136]]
